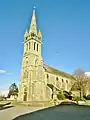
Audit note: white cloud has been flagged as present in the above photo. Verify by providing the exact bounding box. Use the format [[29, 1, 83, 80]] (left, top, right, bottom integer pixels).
[[85, 72, 90, 77], [0, 69, 6, 74], [0, 69, 12, 76]]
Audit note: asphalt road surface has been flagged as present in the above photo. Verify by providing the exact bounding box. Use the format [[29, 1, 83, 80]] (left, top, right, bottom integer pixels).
[[0, 103, 90, 120], [13, 104, 90, 120]]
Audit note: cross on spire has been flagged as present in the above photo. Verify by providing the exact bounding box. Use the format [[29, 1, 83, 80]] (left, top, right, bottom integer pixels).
[[33, 6, 36, 9]]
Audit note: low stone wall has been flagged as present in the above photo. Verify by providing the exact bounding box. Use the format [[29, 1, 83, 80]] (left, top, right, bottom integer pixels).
[[19, 101, 54, 107], [77, 101, 85, 105]]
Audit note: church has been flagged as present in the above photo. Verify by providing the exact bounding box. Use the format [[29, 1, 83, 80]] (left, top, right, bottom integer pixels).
[[18, 8, 75, 105]]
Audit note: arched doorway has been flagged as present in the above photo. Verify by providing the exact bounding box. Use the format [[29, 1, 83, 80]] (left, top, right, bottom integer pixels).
[[23, 87, 27, 101]]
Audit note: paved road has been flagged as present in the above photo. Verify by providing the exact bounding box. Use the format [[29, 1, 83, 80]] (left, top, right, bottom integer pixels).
[[0, 103, 90, 120], [13, 104, 90, 120], [0, 105, 44, 120]]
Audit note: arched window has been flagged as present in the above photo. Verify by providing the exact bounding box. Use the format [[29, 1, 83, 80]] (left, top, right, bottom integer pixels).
[[26, 57, 28, 65], [24, 72, 26, 78], [26, 43, 28, 51], [56, 77, 58, 81], [23, 86, 27, 101], [31, 33, 35, 37], [47, 74, 49, 79], [23, 70, 28, 78], [62, 79, 64, 82], [66, 80, 68, 84], [37, 44, 38, 51], [34, 42, 36, 50], [26, 60, 28, 65], [25, 37, 27, 40], [27, 71, 28, 78], [29, 42, 30, 50], [56, 77, 59, 88]]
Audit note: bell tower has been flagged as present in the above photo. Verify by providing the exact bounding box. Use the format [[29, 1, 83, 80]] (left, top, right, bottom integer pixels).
[[24, 8, 42, 57], [18, 7, 46, 103]]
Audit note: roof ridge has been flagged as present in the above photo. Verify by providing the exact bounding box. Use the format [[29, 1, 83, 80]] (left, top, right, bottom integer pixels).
[[43, 64, 75, 80]]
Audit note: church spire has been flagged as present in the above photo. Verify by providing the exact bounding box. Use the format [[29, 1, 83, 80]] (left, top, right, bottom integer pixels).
[[29, 6, 37, 34]]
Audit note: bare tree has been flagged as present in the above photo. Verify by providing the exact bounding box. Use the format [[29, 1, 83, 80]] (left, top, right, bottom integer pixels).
[[72, 68, 88, 98], [73, 68, 85, 77]]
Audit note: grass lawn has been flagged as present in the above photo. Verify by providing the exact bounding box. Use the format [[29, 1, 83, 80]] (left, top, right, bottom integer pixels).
[[85, 100, 90, 104]]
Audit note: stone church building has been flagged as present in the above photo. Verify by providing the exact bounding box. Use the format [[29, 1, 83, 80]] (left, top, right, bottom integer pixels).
[[18, 8, 75, 105]]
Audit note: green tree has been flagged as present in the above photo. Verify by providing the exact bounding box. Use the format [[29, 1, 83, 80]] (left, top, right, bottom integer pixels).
[[8, 83, 18, 97]]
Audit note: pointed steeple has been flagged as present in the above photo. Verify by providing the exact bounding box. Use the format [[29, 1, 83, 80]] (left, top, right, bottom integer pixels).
[[38, 29, 42, 40], [25, 29, 28, 35], [24, 29, 28, 39], [29, 7, 37, 35]]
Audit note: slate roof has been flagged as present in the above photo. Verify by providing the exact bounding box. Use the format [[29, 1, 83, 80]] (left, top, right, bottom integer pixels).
[[43, 64, 75, 80]]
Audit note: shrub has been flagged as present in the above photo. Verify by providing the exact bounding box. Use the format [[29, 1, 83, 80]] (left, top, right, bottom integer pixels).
[[57, 92, 65, 100], [87, 94, 90, 100], [72, 96, 81, 101], [72, 96, 86, 101]]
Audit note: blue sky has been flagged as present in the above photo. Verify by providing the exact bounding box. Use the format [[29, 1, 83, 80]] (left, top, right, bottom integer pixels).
[[0, 0, 90, 90]]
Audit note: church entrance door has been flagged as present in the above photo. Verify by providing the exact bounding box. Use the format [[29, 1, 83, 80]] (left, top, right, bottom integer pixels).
[[23, 91, 27, 101], [23, 87, 27, 101]]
